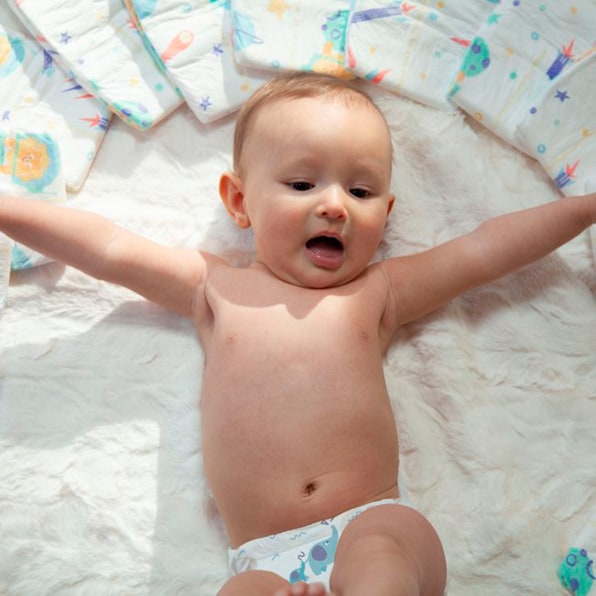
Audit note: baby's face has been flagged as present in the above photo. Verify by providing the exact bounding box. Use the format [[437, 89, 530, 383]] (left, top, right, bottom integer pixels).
[[236, 95, 394, 288]]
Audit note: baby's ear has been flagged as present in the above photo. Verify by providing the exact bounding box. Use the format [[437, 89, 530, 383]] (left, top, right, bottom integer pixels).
[[219, 172, 251, 228], [386, 194, 395, 217]]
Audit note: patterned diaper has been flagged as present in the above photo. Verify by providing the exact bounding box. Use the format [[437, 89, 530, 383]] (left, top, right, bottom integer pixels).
[[6, 0, 183, 130], [515, 51, 596, 197], [449, 0, 596, 196], [231, 0, 354, 78], [347, 0, 496, 111], [228, 497, 410, 589], [0, 131, 65, 272], [559, 514, 596, 596], [0, 19, 110, 191], [125, 0, 271, 123]]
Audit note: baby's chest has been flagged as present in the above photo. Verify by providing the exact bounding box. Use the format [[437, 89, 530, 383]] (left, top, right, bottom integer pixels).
[[201, 269, 389, 355], [219, 295, 379, 349]]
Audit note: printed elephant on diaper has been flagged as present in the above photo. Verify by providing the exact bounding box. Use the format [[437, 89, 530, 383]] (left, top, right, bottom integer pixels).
[[289, 524, 339, 584]]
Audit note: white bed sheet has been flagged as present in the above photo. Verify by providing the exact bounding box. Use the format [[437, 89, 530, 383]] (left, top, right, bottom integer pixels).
[[0, 85, 595, 594]]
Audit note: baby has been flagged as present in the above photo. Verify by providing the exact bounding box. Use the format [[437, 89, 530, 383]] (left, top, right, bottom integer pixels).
[[1, 72, 595, 596]]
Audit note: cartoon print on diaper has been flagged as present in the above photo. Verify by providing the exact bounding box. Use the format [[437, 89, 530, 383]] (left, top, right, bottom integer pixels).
[[559, 547, 594, 596], [450, 37, 491, 97], [547, 40, 574, 80], [160, 31, 195, 63], [133, 0, 158, 20], [305, 10, 352, 79], [233, 11, 263, 53], [289, 523, 339, 584], [0, 32, 25, 78], [555, 161, 580, 190], [111, 98, 153, 131], [346, 3, 416, 85], [0, 133, 60, 193]]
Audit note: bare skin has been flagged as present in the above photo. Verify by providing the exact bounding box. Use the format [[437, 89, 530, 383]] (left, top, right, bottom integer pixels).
[[1, 80, 594, 594]]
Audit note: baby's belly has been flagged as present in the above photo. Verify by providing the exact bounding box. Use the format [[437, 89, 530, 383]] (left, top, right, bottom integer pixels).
[[201, 380, 400, 548]]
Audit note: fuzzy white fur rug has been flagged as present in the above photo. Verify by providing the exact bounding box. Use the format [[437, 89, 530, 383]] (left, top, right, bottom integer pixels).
[[0, 87, 595, 595]]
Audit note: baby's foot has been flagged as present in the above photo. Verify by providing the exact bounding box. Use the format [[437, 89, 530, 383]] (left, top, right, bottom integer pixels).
[[273, 581, 328, 596]]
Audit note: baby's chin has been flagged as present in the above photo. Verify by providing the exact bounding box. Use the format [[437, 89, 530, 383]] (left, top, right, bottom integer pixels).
[[272, 265, 368, 289]]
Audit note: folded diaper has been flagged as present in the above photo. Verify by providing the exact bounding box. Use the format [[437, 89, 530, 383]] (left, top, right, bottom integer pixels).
[[559, 514, 596, 596], [515, 53, 596, 197], [6, 0, 183, 131], [0, 131, 66, 271], [347, 0, 496, 111], [0, 20, 111, 191], [126, 0, 271, 123], [450, 0, 596, 195], [231, 0, 353, 78]]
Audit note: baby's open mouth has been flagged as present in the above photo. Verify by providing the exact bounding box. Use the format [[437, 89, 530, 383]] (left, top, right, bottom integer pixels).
[[305, 236, 345, 269]]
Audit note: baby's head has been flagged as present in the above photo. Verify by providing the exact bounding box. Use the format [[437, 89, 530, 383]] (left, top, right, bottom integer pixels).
[[221, 72, 395, 288], [233, 72, 392, 175]]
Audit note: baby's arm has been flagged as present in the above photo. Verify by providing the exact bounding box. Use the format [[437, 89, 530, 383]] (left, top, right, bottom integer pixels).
[[0, 195, 211, 316], [382, 192, 595, 327]]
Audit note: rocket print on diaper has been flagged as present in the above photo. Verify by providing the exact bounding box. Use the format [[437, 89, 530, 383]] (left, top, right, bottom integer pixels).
[[449, 0, 596, 200], [289, 523, 339, 584], [126, 0, 271, 123]]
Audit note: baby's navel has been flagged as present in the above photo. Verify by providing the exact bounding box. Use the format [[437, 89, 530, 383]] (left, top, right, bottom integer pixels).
[[303, 482, 317, 497]]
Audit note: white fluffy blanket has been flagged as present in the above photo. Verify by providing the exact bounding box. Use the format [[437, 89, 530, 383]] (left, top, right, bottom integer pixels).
[[1, 88, 595, 595]]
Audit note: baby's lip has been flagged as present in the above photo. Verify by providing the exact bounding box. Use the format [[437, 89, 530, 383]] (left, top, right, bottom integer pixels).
[[305, 234, 345, 269]]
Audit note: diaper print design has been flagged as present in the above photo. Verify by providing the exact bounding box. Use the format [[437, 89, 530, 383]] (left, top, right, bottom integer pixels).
[[0, 32, 25, 77], [0, 133, 60, 194], [559, 548, 594, 596], [547, 40, 574, 80], [232, 1, 352, 78], [450, 36, 491, 97], [305, 9, 352, 78], [289, 523, 339, 584]]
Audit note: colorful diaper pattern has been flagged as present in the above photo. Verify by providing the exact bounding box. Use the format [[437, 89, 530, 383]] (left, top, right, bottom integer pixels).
[[559, 514, 596, 596], [516, 57, 596, 197], [449, 0, 596, 197], [127, 0, 271, 123], [228, 498, 405, 590], [0, 21, 110, 191], [0, 131, 66, 271], [0, 132, 62, 196], [347, 0, 495, 110], [231, 0, 354, 78], [287, 523, 339, 584], [6, 0, 183, 130]]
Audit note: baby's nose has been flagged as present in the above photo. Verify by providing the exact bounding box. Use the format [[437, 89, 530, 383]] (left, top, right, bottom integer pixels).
[[316, 189, 348, 220]]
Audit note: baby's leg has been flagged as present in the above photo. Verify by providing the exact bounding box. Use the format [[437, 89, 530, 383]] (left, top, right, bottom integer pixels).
[[218, 570, 287, 595], [330, 503, 446, 596], [218, 570, 327, 596]]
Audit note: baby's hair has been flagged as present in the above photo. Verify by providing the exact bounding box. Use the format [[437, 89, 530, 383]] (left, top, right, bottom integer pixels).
[[233, 71, 389, 173]]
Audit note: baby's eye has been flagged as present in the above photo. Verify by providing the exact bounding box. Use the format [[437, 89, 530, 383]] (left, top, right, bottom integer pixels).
[[350, 188, 371, 199], [289, 181, 314, 191]]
